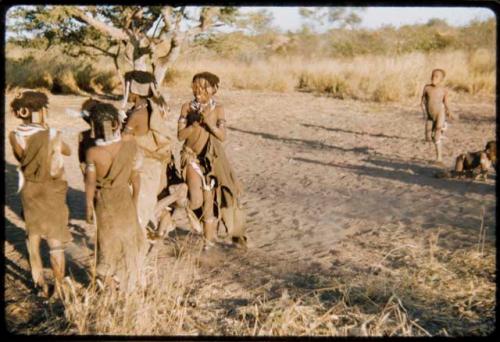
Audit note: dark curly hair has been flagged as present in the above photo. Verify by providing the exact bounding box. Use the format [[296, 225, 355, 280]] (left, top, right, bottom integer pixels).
[[124, 70, 156, 84], [89, 103, 121, 140], [81, 98, 102, 124], [10, 91, 49, 112], [192, 71, 220, 89], [89, 103, 120, 124]]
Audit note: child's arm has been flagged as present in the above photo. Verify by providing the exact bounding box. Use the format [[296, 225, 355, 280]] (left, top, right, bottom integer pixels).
[[123, 112, 139, 136], [130, 170, 140, 208], [420, 86, 428, 119], [84, 148, 97, 224], [203, 105, 226, 142], [130, 146, 142, 208], [8, 131, 24, 162], [177, 103, 197, 141], [443, 88, 452, 120]]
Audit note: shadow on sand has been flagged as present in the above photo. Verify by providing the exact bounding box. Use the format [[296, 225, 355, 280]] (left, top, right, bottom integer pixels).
[[228, 126, 373, 155], [301, 123, 416, 141], [291, 155, 494, 196]]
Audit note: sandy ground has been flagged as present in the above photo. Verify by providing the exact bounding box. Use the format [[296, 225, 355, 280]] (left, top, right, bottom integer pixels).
[[3, 88, 496, 334]]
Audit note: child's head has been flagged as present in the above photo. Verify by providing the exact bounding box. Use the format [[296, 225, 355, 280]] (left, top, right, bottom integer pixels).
[[431, 69, 446, 85], [123, 70, 157, 103], [485, 140, 496, 163], [89, 103, 121, 140], [192, 72, 220, 104], [10, 90, 49, 124], [81, 98, 101, 125]]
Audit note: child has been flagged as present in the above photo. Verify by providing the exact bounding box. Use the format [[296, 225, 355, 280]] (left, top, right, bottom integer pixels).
[[84, 102, 146, 292], [421, 68, 453, 163], [177, 72, 246, 249], [8, 90, 72, 297], [121, 70, 172, 238], [436, 141, 496, 180], [75, 98, 100, 175]]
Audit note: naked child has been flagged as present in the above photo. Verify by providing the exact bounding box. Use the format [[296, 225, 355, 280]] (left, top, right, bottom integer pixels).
[[421, 68, 453, 163]]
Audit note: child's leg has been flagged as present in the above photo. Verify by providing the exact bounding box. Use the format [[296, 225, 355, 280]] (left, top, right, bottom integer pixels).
[[157, 211, 175, 237], [454, 154, 465, 173], [202, 189, 218, 243], [186, 164, 203, 211], [47, 238, 65, 285], [433, 113, 446, 162], [26, 234, 47, 292], [425, 120, 433, 142]]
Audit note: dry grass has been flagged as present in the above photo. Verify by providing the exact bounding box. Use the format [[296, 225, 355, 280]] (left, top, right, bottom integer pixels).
[[6, 47, 495, 103], [9, 211, 494, 336], [165, 49, 496, 102]]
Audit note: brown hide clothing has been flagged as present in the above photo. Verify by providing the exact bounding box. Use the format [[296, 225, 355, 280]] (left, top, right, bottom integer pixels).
[[181, 134, 246, 239], [19, 130, 71, 242], [131, 99, 172, 229], [94, 140, 147, 292]]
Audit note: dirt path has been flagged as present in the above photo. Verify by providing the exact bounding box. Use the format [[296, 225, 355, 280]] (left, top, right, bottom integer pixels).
[[4, 89, 496, 334]]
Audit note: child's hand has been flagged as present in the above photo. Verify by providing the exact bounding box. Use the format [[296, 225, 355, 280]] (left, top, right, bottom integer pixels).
[[86, 206, 94, 224]]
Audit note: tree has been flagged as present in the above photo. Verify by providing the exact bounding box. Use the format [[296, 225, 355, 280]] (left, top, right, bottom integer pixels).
[[7, 6, 239, 88], [299, 7, 364, 32], [236, 9, 275, 35]]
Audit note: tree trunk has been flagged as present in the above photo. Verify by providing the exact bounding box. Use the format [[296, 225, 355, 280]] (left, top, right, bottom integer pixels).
[[153, 33, 185, 86]]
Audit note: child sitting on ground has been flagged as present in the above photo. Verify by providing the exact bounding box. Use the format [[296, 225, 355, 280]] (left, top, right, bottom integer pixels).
[[435, 141, 496, 180]]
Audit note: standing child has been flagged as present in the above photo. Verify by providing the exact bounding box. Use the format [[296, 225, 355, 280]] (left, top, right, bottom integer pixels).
[[178, 72, 246, 249], [84, 102, 147, 292], [75, 98, 99, 175], [8, 91, 72, 297], [121, 71, 172, 238], [420, 68, 453, 163]]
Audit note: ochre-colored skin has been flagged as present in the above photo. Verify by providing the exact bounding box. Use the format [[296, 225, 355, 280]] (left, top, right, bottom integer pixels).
[[9, 108, 71, 297], [420, 71, 451, 162], [84, 132, 139, 224], [177, 83, 226, 242], [123, 94, 150, 136], [454, 141, 496, 180]]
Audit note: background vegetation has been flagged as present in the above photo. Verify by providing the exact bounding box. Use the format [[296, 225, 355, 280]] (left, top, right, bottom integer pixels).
[[6, 16, 495, 102]]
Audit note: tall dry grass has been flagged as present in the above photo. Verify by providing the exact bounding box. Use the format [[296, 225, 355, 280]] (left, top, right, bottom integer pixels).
[[5, 45, 121, 96], [169, 49, 495, 102], [6, 46, 495, 103]]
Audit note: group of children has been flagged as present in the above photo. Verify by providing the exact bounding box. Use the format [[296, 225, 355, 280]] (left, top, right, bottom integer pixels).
[[421, 68, 496, 178], [9, 67, 496, 297], [9, 71, 246, 296]]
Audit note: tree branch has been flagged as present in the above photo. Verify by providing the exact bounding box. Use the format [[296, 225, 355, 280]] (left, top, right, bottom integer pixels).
[[68, 7, 129, 41]]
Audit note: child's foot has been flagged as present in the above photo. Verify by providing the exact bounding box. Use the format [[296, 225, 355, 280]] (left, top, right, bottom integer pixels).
[[34, 283, 50, 298], [433, 160, 445, 167], [186, 208, 203, 234], [231, 236, 248, 250], [203, 239, 216, 251]]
